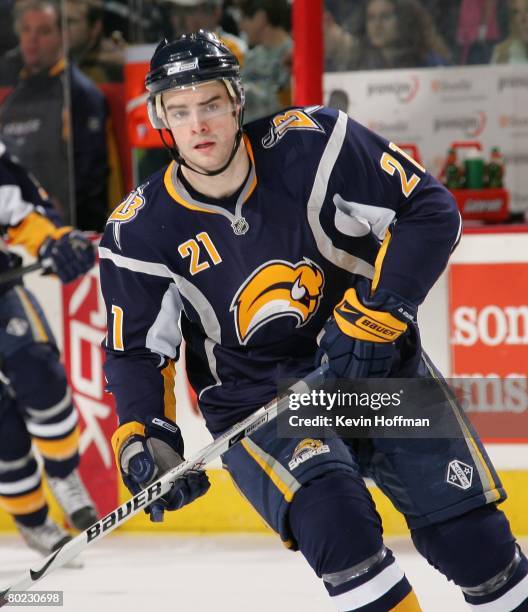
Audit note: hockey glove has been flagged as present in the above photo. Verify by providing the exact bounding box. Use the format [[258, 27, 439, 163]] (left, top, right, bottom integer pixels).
[[38, 230, 95, 284], [112, 416, 210, 522], [316, 278, 416, 379]]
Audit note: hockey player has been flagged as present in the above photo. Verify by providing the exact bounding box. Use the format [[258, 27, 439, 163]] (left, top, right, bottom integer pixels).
[[100, 31, 528, 611], [0, 141, 98, 556]]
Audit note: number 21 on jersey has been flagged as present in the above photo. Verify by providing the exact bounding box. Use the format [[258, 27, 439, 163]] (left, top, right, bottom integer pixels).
[[178, 232, 222, 276], [380, 142, 425, 197]]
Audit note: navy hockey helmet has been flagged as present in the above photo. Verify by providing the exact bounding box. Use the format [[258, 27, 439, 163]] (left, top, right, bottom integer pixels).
[[146, 30, 245, 130]]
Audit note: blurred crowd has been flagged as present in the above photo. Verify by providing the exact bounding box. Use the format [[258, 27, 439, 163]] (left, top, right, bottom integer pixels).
[[325, 0, 528, 70], [0, 0, 525, 230]]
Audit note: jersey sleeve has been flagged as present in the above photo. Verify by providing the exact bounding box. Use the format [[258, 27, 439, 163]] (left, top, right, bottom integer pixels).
[[99, 226, 183, 427], [0, 143, 67, 256], [326, 111, 461, 306]]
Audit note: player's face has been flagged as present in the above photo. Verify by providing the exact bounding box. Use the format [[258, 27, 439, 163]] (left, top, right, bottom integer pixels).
[[18, 7, 63, 73], [511, 0, 528, 43], [163, 81, 239, 174], [65, 3, 93, 56], [366, 0, 398, 48]]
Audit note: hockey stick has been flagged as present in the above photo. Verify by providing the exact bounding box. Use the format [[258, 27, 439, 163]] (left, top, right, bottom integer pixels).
[[0, 365, 327, 605], [0, 231, 98, 286], [0, 260, 49, 285]]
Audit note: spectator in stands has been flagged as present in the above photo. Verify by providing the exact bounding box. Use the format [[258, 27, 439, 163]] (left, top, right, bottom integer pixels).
[[349, 0, 451, 70], [0, 0, 109, 230], [238, 0, 291, 122], [0, 1, 18, 57], [165, 0, 246, 66], [65, 0, 125, 83], [324, 0, 359, 72], [219, 0, 243, 37], [456, 0, 504, 64], [491, 0, 528, 63]]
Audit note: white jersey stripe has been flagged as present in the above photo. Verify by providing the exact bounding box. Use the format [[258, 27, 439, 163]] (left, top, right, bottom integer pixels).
[[25, 409, 78, 438], [99, 246, 222, 398], [0, 185, 34, 226], [331, 561, 405, 611], [0, 466, 41, 495], [98, 247, 174, 278], [26, 389, 72, 421], [0, 451, 34, 473], [469, 574, 528, 611], [306, 110, 375, 279]]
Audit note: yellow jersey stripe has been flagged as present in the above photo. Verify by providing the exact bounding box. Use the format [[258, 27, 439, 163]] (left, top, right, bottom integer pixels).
[[391, 589, 422, 611], [0, 487, 46, 515], [162, 360, 177, 423], [372, 229, 392, 293], [7, 212, 69, 257], [164, 163, 216, 213], [15, 286, 48, 343], [33, 426, 80, 461], [164, 135, 257, 214], [241, 438, 299, 503], [423, 356, 501, 502], [111, 421, 146, 468]]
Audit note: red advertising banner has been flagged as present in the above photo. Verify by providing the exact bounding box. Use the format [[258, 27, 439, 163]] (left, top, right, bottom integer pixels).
[[449, 263, 528, 442], [125, 59, 159, 149], [61, 264, 118, 515]]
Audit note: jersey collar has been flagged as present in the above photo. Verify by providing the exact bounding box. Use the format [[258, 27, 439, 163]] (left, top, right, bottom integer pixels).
[[163, 134, 257, 220]]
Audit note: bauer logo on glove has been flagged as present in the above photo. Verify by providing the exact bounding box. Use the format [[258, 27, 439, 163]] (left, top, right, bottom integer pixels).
[[334, 289, 408, 343], [317, 280, 417, 380]]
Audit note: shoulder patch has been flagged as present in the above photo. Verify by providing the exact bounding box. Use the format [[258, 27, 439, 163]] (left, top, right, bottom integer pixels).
[[262, 106, 324, 149], [107, 183, 148, 250]]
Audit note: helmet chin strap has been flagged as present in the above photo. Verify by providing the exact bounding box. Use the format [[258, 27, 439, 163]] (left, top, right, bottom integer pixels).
[[158, 92, 246, 177], [159, 124, 244, 177]]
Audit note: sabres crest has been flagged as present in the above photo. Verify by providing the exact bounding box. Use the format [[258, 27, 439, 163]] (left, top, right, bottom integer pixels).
[[230, 258, 324, 345], [262, 107, 324, 149], [107, 184, 147, 249], [288, 439, 330, 470]]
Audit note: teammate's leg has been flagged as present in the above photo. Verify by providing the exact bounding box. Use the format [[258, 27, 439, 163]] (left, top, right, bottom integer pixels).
[[0, 286, 97, 529], [0, 392, 71, 555]]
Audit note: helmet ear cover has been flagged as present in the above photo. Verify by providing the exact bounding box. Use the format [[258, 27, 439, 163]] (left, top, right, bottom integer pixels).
[[147, 95, 167, 129]]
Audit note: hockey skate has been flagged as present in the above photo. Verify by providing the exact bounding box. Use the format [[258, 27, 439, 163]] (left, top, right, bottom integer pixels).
[[16, 516, 83, 567], [47, 469, 98, 530]]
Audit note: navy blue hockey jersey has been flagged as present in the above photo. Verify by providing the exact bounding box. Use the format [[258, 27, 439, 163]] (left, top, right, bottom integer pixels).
[[99, 106, 461, 433], [0, 140, 65, 290]]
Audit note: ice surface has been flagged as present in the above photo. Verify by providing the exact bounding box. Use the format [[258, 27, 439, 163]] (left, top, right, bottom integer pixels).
[[1, 533, 525, 611]]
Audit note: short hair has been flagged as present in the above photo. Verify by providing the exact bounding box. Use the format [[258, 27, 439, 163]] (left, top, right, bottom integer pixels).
[[14, 0, 61, 32], [239, 0, 291, 30]]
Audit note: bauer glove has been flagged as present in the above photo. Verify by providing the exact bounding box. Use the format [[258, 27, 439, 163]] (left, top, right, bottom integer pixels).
[[39, 229, 95, 283], [316, 278, 416, 379], [112, 415, 210, 522]]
